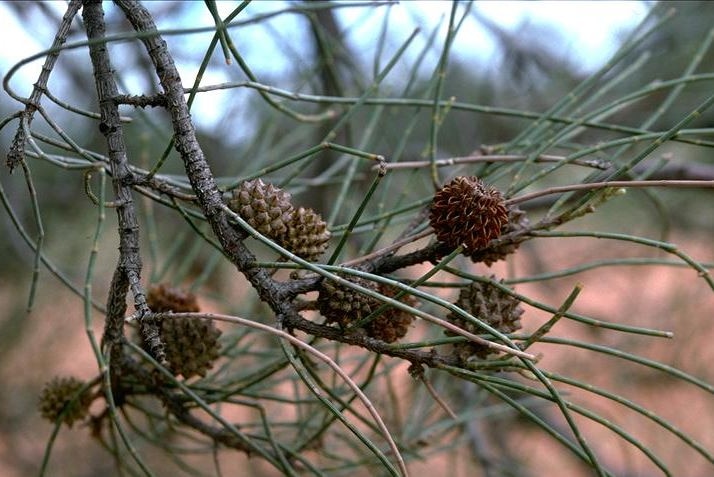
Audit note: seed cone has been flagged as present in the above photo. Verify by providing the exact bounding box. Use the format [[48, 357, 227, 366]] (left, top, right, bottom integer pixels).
[[430, 176, 508, 251], [279, 207, 331, 261], [364, 284, 416, 343], [446, 278, 524, 361], [318, 277, 415, 343], [317, 274, 378, 328], [145, 284, 221, 378], [38, 376, 92, 427], [147, 283, 199, 313], [229, 179, 294, 237], [161, 316, 222, 378], [468, 206, 529, 266]]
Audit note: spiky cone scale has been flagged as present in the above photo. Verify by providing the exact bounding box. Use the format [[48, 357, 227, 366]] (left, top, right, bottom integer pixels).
[[228, 179, 294, 238], [145, 284, 221, 378], [429, 176, 509, 252], [468, 206, 529, 266], [318, 278, 416, 343], [279, 207, 331, 261], [161, 316, 222, 378], [38, 376, 93, 427], [364, 284, 417, 343], [144, 282, 200, 368], [147, 283, 200, 313], [446, 278, 524, 361], [317, 274, 379, 328]]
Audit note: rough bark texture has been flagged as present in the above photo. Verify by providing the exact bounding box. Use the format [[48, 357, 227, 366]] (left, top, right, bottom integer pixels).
[[6, 1, 82, 171], [82, 0, 163, 365]]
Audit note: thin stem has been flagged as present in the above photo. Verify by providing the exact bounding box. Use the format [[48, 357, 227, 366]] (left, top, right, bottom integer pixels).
[[507, 179, 714, 205], [18, 158, 44, 312], [428, 1, 463, 187], [5, 0, 82, 170], [83, 0, 157, 362], [531, 230, 714, 291], [522, 283, 582, 350], [379, 153, 610, 171]]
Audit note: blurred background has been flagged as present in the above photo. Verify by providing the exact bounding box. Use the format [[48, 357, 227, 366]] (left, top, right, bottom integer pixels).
[[2, 1, 714, 476]]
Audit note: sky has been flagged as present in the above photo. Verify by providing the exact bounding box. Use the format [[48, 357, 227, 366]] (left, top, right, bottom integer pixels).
[[339, 1, 650, 72], [0, 1, 651, 131]]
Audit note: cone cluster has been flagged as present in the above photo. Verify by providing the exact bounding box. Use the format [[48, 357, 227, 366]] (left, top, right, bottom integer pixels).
[[317, 274, 415, 343], [430, 176, 509, 252], [228, 179, 330, 261], [146, 283, 221, 378], [38, 376, 92, 427], [446, 278, 524, 361]]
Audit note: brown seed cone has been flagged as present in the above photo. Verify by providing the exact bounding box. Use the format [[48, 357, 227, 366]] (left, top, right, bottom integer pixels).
[[228, 179, 294, 237], [429, 176, 508, 251], [467, 206, 529, 266], [318, 277, 416, 343], [145, 284, 219, 378], [279, 207, 331, 261], [38, 376, 93, 427], [160, 316, 222, 378], [364, 284, 417, 343], [317, 274, 379, 328], [446, 278, 524, 361], [147, 283, 200, 313]]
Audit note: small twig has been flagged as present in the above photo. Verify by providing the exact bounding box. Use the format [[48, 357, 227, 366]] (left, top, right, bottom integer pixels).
[[507, 179, 714, 205], [113, 92, 167, 108], [420, 373, 457, 420], [340, 228, 433, 267], [5, 0, 82, 171], [84, 169, 123, 207], [376, 154, 611, 171], [522, 283, 582, 350]]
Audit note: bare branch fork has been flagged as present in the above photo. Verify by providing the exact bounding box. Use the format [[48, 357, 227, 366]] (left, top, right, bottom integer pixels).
[[5, 1, 83, 171]]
